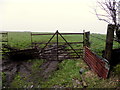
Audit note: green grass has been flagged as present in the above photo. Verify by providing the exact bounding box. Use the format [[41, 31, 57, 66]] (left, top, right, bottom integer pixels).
[[90, 33, 119, 56], [2, 32, 119, 56], [41, 59, 83, 88], [2, 32, 83, 49], [8, 32, 31, 49], [41, 59, 119, 88], [10, 59, 44, 88], [90, 34, 106, 56], [31, 32, 83, 43], [1, 32, 120, 88]]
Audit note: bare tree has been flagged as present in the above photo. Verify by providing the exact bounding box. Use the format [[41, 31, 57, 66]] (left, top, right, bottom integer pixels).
[[95, 0, 119, 25], [94, 0, 120, 42]]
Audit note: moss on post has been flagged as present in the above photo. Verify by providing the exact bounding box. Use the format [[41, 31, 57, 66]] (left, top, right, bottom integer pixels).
[[83, 31, 90, 48]]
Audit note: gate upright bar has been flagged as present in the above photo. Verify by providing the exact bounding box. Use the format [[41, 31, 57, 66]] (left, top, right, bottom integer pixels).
[[56, 30, 59, 60]]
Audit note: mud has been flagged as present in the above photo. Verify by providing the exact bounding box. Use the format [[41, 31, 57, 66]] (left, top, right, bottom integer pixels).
[[2, 44, 81, 88], [2, 44, 65, 87]]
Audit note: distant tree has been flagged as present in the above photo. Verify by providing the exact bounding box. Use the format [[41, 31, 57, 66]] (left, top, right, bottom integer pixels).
[[94, 0, 120, 42]]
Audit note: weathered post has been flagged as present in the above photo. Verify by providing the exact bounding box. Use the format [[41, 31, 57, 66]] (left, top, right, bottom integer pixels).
[[6, 32, 8, 45], [31, 32, 33, 48], [83, 30, 90, 47], [104, 24, 115, 61], [56, 30, 59, 61]]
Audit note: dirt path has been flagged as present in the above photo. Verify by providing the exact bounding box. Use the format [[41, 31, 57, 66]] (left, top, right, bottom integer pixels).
[[2, 44, 81, 88], [40, 61, 60, 79], [2, 55, 61, 88]]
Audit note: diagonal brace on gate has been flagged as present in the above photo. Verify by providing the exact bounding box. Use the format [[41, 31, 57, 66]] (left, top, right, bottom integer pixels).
[[39, 30, 81, 60]]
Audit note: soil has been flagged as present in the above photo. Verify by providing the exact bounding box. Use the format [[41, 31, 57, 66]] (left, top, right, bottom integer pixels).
[[2, 55, 61, 88], [2, 44, 82, 88], [2, 44, 66, 87]]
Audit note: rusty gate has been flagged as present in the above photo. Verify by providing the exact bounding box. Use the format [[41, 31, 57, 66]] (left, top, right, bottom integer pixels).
[[31, 30, 86, 61]]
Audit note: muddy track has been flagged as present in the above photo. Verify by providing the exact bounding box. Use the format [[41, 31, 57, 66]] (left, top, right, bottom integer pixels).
[[2, 54, 61, 88], [2, 44, 81, 88], [40, 61, 60, 79], [2, 58, 19, 87]]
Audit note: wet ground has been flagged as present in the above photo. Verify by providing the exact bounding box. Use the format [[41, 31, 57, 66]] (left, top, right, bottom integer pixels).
[[2, 55, 61, 88]]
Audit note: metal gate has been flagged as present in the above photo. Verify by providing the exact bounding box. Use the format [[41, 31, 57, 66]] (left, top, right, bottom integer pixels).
[[31, 30, 84, 61]]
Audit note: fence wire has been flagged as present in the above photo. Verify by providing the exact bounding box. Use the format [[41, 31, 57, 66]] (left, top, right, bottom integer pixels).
[[90, 34, 106, 56], [90, 33, 120, 57]]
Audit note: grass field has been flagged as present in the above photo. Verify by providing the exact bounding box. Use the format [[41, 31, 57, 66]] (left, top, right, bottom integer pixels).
[[3, 32, 83, 49], [1, 32, 120, 88], [2, 32, 119, 55]]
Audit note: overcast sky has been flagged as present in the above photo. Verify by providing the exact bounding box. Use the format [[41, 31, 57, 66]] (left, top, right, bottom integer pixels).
[[1, 0, 109, 34]]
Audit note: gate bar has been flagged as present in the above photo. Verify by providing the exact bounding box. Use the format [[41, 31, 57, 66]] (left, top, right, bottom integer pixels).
[[40, 31, 57, 53], [58, 31, 80, 58], [57, 30, 59, 60]]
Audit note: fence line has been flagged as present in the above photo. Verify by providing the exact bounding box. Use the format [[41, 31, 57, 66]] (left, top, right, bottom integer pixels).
[[90, 34, 106, 42], [31, 33, 83, 35]]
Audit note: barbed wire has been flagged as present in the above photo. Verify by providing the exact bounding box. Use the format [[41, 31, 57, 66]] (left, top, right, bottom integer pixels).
[[89, 34, 106, 55], [90, 34, 106, 42], [90, 34, 120, 51]]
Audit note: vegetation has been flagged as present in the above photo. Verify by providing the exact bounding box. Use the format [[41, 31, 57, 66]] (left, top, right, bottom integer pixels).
[[1, 72, 6, 87], [41, 59, 83, 88], [10, 59, 44, 88], [90, 33, 119, 56], [8, 32, 31, 49], [1, 32, 120, 88]]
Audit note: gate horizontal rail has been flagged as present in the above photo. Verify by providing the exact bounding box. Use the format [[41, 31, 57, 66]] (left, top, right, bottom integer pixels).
[[31, 30, 89, 60], [31, 33, 83, 35], [40, 48, 83, 52], [32, 42, 83, 44]]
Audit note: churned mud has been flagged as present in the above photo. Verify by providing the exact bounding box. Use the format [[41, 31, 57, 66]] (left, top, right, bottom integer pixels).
[[2, 44, 69, 88]]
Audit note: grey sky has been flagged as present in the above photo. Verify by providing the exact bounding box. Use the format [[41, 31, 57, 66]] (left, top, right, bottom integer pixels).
[[1, 0, 108, 34]]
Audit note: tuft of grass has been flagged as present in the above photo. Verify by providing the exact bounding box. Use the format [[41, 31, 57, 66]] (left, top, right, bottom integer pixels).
[[41, 59, 84, 88]]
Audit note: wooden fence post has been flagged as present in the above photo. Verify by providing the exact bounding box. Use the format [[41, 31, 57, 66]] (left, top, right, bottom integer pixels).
[[31, 32, 33, 48], [104, 24, 115, 61], [6, 32, 8, 45], [83, 30, 90, 47]]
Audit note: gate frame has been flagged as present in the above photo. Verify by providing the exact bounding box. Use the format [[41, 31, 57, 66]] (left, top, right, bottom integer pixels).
[[31, 30, 89, 60]]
